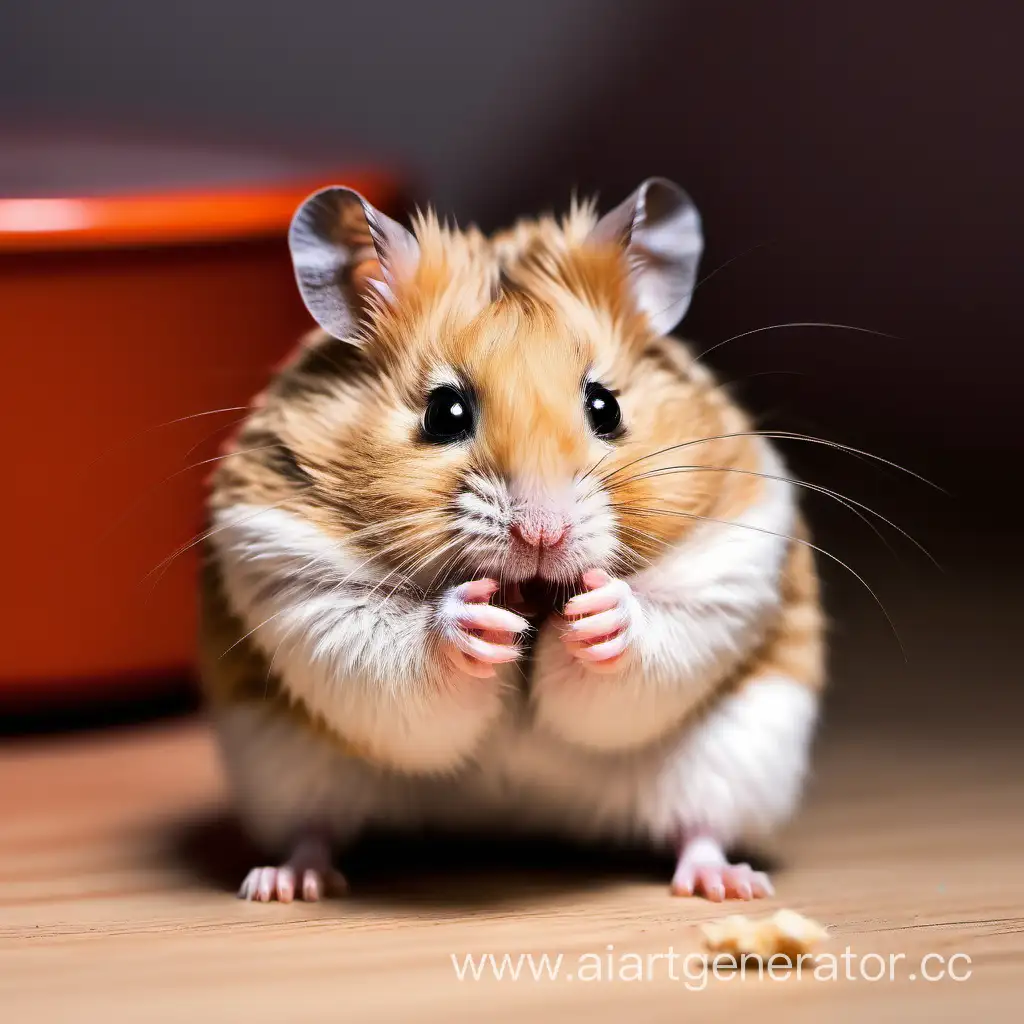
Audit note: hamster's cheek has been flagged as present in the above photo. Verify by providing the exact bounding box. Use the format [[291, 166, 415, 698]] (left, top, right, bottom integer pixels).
[[565, 478, 619, 575]]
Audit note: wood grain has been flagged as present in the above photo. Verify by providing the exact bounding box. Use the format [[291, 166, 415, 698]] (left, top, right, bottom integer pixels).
[[1, 706, 1021, 1023]]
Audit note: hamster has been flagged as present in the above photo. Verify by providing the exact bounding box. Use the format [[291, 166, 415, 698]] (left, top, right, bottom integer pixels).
[[199, 177, 824, 904]]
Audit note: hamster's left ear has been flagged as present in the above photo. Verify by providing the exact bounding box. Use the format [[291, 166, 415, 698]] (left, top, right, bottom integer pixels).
[[588, 177, 703, 335], [288, 186, 420, 341]]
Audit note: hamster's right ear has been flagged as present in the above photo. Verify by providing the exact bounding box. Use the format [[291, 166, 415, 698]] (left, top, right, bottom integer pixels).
[[588, 177, 703, 336], [288, 187, 420, 341]]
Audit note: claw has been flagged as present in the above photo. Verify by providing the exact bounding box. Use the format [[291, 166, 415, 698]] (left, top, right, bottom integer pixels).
[[565, 606, 629, 641], [561, 570, 638, 671], [237, 835, 346, 903], [437, 578, 527, 678], [671, 836, 774, 901]]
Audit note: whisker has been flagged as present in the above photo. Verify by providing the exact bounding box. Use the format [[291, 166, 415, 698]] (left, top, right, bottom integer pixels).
[[645, 469, 907, 560], [694, 322, 898, 367], [577, 448, 615, 486], [377, 538, 459, 605], [613, 464, 940, 568], [181, 415, 249, 462], [261, 537, 427, 684], [219, 553, 325, 659], [342, 511, 446, 547], [613, 524, 669, 570], [228, 514, 460, 665], [638, 245, 770, 328], [611, 502, 906, 660], [104, 444, 290, 551], [140, 495, 304, 596], [690, 242, 768, 294], [709, 369, 806, 394], [76, 406, 250, 479], [423, 535, 473, 595], [597, 430, 943, 493], [368, 529, 461, 604]]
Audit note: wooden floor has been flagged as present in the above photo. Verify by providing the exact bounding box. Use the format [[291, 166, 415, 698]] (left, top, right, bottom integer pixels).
[[0, 707, 1020, 1022], [2, 549, 1022, 1021]]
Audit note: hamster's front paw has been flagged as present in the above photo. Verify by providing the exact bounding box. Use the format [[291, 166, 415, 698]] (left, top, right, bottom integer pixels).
[[561, 570, 643, 673], [435, 578, 530, 679]]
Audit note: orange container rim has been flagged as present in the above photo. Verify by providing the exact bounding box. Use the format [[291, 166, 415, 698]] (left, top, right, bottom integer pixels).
[[0, 170, 404, 252]]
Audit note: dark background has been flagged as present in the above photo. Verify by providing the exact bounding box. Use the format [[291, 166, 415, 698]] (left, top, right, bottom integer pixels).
[[2, 0, 1020, 725], [4, 1, 1020, 504]]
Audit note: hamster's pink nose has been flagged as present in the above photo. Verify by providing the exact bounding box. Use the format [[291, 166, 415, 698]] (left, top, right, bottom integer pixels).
[[511, 519, 569, 549]]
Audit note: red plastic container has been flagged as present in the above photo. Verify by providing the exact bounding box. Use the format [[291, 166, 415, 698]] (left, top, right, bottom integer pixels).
[[0, 138, 405, 709]]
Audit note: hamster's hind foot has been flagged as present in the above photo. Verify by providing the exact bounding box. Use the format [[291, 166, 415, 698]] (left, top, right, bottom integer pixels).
[[237, 835, 348, 903], [670, 835, 774, 902]]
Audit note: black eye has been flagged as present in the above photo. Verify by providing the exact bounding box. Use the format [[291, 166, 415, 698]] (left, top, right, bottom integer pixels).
[[584, 382, 622, 438], [423, 385, 474, 442]]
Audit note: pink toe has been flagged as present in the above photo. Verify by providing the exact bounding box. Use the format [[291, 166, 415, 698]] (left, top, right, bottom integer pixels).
[[697, 867, 726, 902], [458, 578, 499, 602], [721, 864, 752, 900], [457, 631, 520, 664], [574, 632, 629, 663], [276, 866, 295, 903], [256, 867, 275, 902], [567, 607, 627, 640], [731, 877, 753, 900], [237, 869, 258, 899], [459, 604, 530, 634], [564, 582, 621, 617], [302, 869, 322, 902], [670, 866, 696, 896]]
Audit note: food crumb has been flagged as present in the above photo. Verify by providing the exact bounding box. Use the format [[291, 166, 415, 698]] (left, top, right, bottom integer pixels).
[[700, 909, 829, 960]]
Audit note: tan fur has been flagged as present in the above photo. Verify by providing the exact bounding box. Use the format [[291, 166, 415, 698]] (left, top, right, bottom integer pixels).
[[743, 523, 826, 693], [203, 197, 819, 718]]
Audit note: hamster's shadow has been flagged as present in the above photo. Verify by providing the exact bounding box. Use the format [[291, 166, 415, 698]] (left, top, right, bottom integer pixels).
[[169, 810, 775, 910]]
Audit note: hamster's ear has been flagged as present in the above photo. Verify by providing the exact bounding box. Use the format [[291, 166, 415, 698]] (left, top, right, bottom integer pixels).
[[588, 177, 703, 336], [288, 186, 420, 341]]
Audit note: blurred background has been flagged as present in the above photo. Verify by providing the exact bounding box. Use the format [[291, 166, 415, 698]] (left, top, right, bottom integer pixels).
[[1, 0, 1021, 730]]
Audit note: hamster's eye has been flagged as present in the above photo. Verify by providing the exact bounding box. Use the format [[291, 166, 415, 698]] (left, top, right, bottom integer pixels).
[[584, 382, 622, 438], [423, 385, 474, 443]]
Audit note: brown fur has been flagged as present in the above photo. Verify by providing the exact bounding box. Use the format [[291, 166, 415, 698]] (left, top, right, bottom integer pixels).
[[204, 199, 819, 705], [745, 521, 826, 692]]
